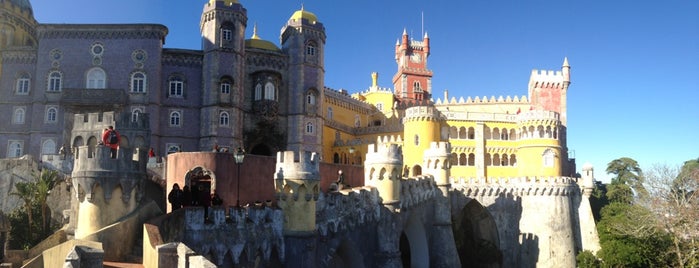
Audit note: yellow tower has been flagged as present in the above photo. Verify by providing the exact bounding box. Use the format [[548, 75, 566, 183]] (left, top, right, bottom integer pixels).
[[364, 136, 403, 206], [403, 106, 442, 176], [515, 110, 562, 177]]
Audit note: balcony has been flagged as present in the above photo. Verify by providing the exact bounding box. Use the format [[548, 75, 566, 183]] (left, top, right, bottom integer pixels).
[[59, 88, 126, 107]]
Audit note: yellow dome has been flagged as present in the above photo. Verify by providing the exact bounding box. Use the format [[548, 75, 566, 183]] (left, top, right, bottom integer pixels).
[[245, 25, 280, 52], [289, 9, 319, 23]]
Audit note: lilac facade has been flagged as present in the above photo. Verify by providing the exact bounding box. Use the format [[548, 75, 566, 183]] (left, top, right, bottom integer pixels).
[[0, 1, 326, 159]]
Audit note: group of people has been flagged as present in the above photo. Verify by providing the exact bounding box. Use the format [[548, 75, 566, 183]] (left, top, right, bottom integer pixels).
[[168, 183, 223, 220]]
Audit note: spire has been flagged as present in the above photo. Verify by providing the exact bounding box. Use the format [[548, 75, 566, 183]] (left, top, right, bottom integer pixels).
[[395, 39, 400, 46], [563, 57, 570, 67], [251, 23, 260, 39], [403, 28, 407, 36], [424, 31, 429, 38]]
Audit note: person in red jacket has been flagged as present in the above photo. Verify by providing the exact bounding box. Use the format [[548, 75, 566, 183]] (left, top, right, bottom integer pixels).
[[101, 125, 121, 158]]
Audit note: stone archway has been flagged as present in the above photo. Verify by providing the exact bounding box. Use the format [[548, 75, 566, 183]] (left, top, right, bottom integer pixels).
[[400, 212, 429, 267], [412, 165, 422, 176], [453, 199, 502, 267], [184, 166, 217, 204]]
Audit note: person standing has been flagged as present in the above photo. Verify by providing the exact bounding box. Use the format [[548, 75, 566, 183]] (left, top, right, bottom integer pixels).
[[182, 185, 192, 207], [101, 125, 121, 158], [168, 183, 183, 212]]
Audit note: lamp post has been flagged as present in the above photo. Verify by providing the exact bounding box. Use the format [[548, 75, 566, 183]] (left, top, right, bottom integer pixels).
[[234, 147, 245, 207]]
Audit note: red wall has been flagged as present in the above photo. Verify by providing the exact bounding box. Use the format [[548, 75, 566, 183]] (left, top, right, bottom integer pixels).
[[165, 152, 364, 211]]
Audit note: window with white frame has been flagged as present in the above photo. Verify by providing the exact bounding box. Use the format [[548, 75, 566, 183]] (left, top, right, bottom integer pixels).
[[219, 111, 229, 126], [131, 72, 146, 93], [13, 107, 25, 124], [305, 122, 314, 134], [264, 81, 275, 100], [306, 92, 315, 105], [222, 29, 232, 41], [354, 115, 360, 127], [306, 42, 316, 56], [327, 107, 333, 119], [41, 139, 56, 155], [413, 81, 422, 92], [132, 107, 144, 122], [169, 76, 184, 97], [221, 82, 231, 94], [543, 149, 555, 167], [86, 68, 106, 89], [7, 141, 23, 158], [16, 73, 30, 94], [169, 111, 181, 127], [376, 102, 383, 111], [254, 83, 262, 100], [48, 71, 62, 92], [46, 107, 58, 123]]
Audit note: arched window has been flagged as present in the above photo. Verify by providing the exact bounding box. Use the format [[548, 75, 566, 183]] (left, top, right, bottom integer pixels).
[[219, 112, 229, 126], [264, 81, 275, 100], [42, 139, 56, 155], [305, 122, 314, 134], [48, 71, 62, 92], [468, 153, 475, 166], [132, 107, 144, 122], [468, 127, 475, 139], [220, 22, 234, 47], [168, 76, 184, 97], [13, 108, 25, 124], [484, 127, 491, 140], [167, 144, 181, 154], [46, 107, 58, 123], [169, 111, 181, 127], [354, 115, 360, 127], [413, 81, 422, 92], [7, 141, 23, 158], [16, 73, 30, 94], [254, 83, 262, 100], [130, 72, 146, 93], [502, 154, 509, 166], [306, 92, 315, 105], [493, 128, 500, 140], [306, 41, 316, 56], [221, 81, 231, 94], [459, 153, 467, 166], [327, 107, 333, 119], [543, 149, 555, 167], [485, 154, 492, 166], [86, 68, 106, 89], [510, 155, 517, 166], [501, 128, 509, 140], [414, 134, 420, 146], [493, 154, 500, 166]]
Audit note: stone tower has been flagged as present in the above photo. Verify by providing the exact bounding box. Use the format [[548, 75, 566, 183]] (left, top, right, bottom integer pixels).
[[528, 58, 570, 125], [393, 30, 432, 101], [577, 163, 601, 253], [423, 141, 461, 267], [280, 7, 326, 153], [364, 136, 403, 207], [199, 0, 247, 150], [0, 0, 37, 77], [515, 110, 563, 177], [70, 111, 150, 260], [274, 150, 320, 268]]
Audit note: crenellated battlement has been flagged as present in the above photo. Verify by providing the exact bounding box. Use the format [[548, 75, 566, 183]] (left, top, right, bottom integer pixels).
[[529, 69, 568, 89], [434, 95, 529, 105], [72, 112, 116, 132], [365, 136, 403, 165], [316, 187, 382, 236], [71, 145, 146, 203], [399, 176, 437, 209], [423, 142, 451, 159], [451, 176, 580, 197], [275, 151, 320, 181]]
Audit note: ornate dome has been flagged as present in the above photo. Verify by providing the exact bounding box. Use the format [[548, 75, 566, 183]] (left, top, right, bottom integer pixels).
[[245, 25, 280, 52], [289, 7, 319, 23]]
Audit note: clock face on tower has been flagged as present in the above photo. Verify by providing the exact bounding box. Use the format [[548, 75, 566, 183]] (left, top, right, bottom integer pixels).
[[410, 53, 422, 63]]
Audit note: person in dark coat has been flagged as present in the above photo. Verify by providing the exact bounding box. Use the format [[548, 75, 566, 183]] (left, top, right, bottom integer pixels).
[[182, 185, 192, 207], [199, 185, 212, 221], [168, 183, 183, 212]]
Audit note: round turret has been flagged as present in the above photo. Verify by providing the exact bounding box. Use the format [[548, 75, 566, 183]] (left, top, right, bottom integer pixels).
[[403, 106, 442, 176]]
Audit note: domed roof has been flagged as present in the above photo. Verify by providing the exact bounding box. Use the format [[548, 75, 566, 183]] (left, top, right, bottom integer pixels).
[[289, 6, 319, 23], [245, 25, 280, 52], [9, 0, 32, 12]]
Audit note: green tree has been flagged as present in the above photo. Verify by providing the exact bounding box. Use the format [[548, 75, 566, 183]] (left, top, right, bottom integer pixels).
[[10, 181, 37, 242], [606, 157, 647, 199], [35, 169, 59, 234]]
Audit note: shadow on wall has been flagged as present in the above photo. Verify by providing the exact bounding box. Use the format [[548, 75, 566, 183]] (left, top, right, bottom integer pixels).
[[451, 191, 539, 268]]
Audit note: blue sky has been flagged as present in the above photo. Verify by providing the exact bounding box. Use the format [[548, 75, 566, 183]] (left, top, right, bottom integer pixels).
[[31, 0, 698, 182]]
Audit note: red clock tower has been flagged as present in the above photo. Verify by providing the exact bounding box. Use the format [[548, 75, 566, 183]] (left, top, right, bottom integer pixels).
[[392, 29, 433, 101]]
